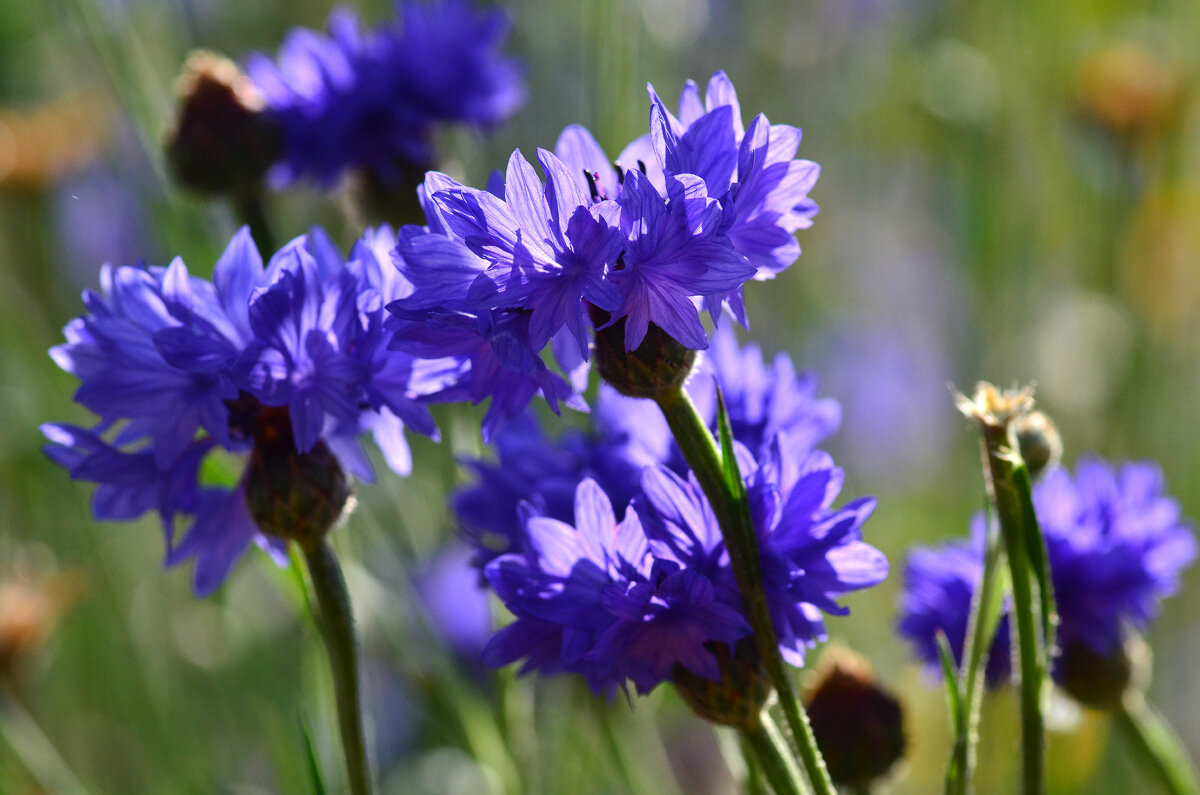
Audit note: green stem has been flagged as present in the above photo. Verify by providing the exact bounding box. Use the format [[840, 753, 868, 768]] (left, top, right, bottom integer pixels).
[[0, 693, 91, 795], [234, 189, 276, 256], [947, 512, 1007, 794], [978, 425, 1045, 795], [1116, 692, 1200, 795], [302, 541, 371, 795], [656, 388, 835, 795], [741, 712, 810, 795]]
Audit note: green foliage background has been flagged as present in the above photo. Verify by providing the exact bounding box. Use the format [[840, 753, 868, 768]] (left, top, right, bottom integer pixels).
[[1, 0, 1199, 792]]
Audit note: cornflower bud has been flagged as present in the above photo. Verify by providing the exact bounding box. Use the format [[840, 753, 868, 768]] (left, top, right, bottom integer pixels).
[[1057, 634, 1150, 711], [1013, 410, 1062, 480], [804, 646, 906, 789], [165, 51, 280, 196]]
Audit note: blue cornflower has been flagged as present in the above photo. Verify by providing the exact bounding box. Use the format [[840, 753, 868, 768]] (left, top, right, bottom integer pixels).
[[387, 173, 588, 441], [480, 436, 885, 695], [246, 0, 523, 188], [452, 327, 839, 570], [897, 457, 1195, 688], [482, 478, 749, 695], [45, 227, 443, 595], [389, 71, 816, 430]]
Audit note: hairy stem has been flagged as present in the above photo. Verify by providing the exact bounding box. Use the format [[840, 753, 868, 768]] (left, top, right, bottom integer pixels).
[[303, 541, 371, 795], [657, 387, 835, 795]]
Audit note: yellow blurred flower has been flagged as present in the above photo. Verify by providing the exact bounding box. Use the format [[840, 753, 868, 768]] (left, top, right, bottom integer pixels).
[[0, 93, 112, 190], [1077, 44, 1181, 138]]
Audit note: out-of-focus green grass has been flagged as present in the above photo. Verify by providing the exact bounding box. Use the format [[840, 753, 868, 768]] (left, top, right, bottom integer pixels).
[[2, 0, 1199, 792]]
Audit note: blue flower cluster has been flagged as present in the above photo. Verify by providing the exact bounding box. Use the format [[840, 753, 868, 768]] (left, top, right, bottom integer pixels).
[[387, 72, 820, 436], [482, 437, 885, 695], [247, 0, 524, 187], [898, 457, 1196, 687], [452, 325, 841, 569], [44, 227, 451, 595]]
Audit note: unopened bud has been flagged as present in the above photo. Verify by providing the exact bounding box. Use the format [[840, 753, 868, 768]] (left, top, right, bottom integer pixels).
[[1056, 635, 1150, 711], [244, 406, 352, 549], [673, 640, 772, 730], [166, 51, 280, 196], [1013, 410, 1062, 480], [591, 310, 696, 400], [804, 647, 906, 788]]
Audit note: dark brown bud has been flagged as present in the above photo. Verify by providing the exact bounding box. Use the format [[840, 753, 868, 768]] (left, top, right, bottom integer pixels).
[[1057, 635, 1150, 711], [244, 406, 352, 550], [804, 646, 906, 788], [1013, 410, 1062, 480], [165, 51, 280, 196], [673, 640, 772, 730], [591, 309, 696, 400]]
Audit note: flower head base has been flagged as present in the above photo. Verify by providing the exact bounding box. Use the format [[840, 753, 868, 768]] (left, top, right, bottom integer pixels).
[[45, 226, 445, 595], [672, 639, 771, 729], [241, 402, 353, 548], [246, 0, 524, 189], [898, 457, 1195, 701]]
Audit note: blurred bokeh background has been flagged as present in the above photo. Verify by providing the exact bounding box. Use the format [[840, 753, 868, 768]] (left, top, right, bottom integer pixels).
[[2, 0, 1199, 792]]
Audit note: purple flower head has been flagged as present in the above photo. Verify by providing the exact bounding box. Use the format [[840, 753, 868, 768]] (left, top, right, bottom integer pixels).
[[897, 457, 1195, 688], [387, 171, 591, 441], [246, 0, 523, 187], [480, 435, 884, 694], [46, 227, 442, 595], [1036, 458, 1196, 655], [482, 479, 749, 696], [390, 72, 812, 435], [638, 439, 886, 667]]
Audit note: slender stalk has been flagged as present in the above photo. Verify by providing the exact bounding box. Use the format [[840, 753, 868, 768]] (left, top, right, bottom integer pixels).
[[947, 513, 1007, 794], [656, 387, 835, 795], [977, 424, 1045, 795], [1116, 692, 1200, 795], [302, 541, 371, 795], [234, 189, 276, 256], [0, 693, 91, 795], [741, 712, 809, 795]]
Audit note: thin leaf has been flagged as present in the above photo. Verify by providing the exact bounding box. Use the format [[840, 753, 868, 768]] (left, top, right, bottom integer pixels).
[[936, 630, 964, 736], [298, 716, 329, 795], [1012, 462, 1057, 659]]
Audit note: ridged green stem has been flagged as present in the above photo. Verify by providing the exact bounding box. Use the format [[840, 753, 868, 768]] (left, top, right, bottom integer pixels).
[[947, 513, 1006, 794], [303, 541, 371, 795], [1116, 691, 1200, 795], [742, 712, 810, 795], [656, 387, 835, 795], [977, 424, 1045, 795]]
